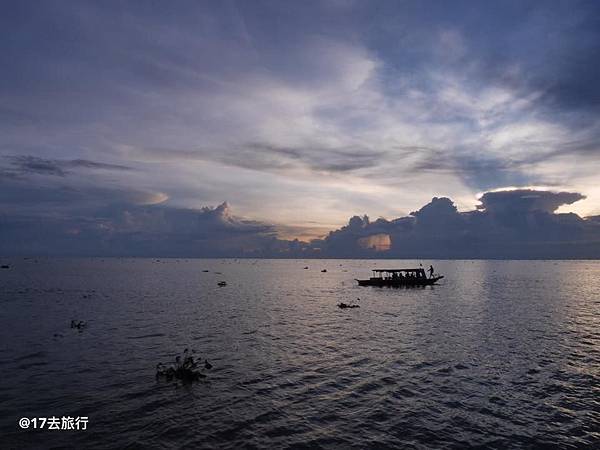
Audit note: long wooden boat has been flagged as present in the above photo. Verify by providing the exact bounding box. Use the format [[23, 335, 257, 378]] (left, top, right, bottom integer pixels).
[[356, 268, 444, 287]]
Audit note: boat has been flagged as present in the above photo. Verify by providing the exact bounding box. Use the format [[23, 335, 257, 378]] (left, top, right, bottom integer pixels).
[[356, 268, 443, 287]]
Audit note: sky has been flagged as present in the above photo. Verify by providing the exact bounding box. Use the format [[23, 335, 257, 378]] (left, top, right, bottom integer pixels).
[[1, 1, 600, 257]]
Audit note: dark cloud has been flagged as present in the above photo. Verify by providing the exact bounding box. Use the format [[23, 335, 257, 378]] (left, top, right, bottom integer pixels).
[[526, 6, 600, 116], [413, 152, 533, 192], [240, 143, 385, 173], [139, 143, 385, 174], [1, 189, 599, 258], [0, 168, 162, 221], [3, 156, 132, 178], [0, 201, 286, 257], [477, 189, 586, 214], [401, 0, 600, 117], [7, 156, 68, 177], [311, 189, 600, 259]]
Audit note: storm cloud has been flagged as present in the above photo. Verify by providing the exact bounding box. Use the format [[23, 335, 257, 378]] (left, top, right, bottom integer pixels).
[[0, 201, 285, 257], [312, 189, 600, 259], [1, 188, 599, 258]]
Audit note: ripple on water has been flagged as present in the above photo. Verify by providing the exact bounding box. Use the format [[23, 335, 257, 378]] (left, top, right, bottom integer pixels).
[[0, 259, 599, 448]]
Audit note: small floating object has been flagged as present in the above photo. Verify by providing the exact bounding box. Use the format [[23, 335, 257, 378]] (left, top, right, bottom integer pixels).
[[70, 320, 86, 329], [156, 349, 212, 383], [202, 270, 210, 272], [321, 269, 327, 272], [303, 266, 309, 269], [1, 265, 9, 269], [337, 302, 360, 309], [217, 281, 227, 287]]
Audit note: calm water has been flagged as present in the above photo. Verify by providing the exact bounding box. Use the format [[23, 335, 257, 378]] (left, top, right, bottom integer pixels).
[[1, 259, 599, 449]]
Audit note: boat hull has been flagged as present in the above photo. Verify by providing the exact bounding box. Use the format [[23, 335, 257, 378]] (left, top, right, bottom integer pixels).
[[356, 276, 443, 287]]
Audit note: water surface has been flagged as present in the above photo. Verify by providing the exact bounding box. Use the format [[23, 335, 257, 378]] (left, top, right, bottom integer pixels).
[[1, 259, 599, 448]]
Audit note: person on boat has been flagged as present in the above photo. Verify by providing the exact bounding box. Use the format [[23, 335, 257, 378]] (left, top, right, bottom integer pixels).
[[428, 265, 434, 278]]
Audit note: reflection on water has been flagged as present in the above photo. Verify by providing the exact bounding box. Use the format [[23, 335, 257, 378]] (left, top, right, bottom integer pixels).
[[1, 259, 599, 448]]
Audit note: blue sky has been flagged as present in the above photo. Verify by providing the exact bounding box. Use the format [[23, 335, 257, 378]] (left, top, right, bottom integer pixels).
[[1, 0, 600, 251]]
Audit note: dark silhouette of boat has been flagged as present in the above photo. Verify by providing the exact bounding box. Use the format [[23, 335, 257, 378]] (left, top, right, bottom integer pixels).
[[356, 268, 443, 287]]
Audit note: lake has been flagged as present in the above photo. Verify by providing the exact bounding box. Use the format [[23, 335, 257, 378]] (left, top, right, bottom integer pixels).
[[1, 258, 599, 448]]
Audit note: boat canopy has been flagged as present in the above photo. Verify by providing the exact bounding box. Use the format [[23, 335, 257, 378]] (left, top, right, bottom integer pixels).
[[372, 269, 424, 273]]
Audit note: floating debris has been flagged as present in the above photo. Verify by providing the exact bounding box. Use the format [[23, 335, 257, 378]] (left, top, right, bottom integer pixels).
[[217, 281, 227, 287], [337, 302, 360, 309], [156, 349, 212, 382], [70, 320, 86, 329]]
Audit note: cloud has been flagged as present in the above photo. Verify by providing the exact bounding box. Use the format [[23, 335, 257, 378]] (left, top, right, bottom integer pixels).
[[2, 156, 132, 178], [124, 190, 169, 206], [0, 201, 285, 257], [1, 188, 599, 258], [0, 1, 599, 236], [228, 143, 386, 173], [0, 164, 164, 219], [477, 189, 586, 214], [310, 189, 600, 259]]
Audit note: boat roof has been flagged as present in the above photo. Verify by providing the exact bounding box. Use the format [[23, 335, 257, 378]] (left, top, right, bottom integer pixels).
[[372, 268, 424, 273]]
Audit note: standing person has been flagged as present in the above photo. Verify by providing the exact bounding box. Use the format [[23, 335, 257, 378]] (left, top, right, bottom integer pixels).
[[428, 265, 434, 278]]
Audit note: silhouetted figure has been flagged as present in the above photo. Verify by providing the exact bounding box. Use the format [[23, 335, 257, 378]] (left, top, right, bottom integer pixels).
[[428, 265, 434, 278]]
